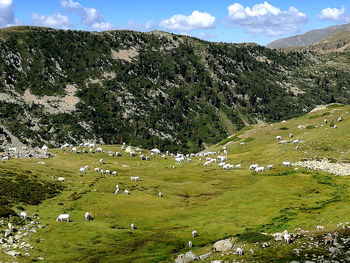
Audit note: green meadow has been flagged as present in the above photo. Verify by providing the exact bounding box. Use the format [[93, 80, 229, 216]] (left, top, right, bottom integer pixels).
[[1, 105, 350, 262]]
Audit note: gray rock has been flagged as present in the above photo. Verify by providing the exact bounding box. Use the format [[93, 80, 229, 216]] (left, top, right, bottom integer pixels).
[[186, 251, 199, 261], [199, 252, 211, 260], [175, 254, 185, 263], [213, 239, 233, 252]]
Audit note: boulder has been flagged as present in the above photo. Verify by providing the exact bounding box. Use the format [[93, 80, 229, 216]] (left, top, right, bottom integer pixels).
[[213, 239, 233, 252], [174, 251, 199, 263], [185, 251, 199, 261], [199, 252, 211, 260]]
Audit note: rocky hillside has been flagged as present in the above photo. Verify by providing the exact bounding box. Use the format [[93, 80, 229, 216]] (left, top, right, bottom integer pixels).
[[266, 23, 350, 49], [0, 26, 349, 153]]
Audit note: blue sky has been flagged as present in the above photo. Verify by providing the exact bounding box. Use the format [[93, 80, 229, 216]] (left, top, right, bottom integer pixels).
[[1, 0, 350, 45]]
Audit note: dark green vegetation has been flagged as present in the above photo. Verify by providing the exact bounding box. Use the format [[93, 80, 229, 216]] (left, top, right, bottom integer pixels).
[[0, 168, 62, 217], [0, 26, 350, 153], [0, 105, 349, 262]]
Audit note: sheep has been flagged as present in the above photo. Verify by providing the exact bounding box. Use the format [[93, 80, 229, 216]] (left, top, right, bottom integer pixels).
[[334, 125, 338, 129], [235, 164, 241, 169], [115, 152, 121, 157], [203, 161, 211, 166], [217, 162, 226, 167], [130, 152, 136, 157], [249, 164, 259, 170], [56, 214, 70, 222], [151, 149, 161, 155], [105, 170, 110, 174], [99, 158, 104, 164], [276, 136, 282, 140], [278, 140, 287, 144], [338, 117, 342, 122], [188, 241, 192, 248], [292, 139, 299, 144], [112, 171, 117, 176], [324, 235, 333, 245], [223, 164, 234, 170], [158, 192, 162, 197], [79, 167, 87, 173], [124, 189, 129, 195], [2, 156, 9, 162], [283, 232, 292, 244], [316, 225, 325, 230], [223, 149, 227, 155], [94, 167, 100, 172], [130, 176, 140, 182], [289, 133, 293, 138], [267, 164, 273, 170], [131, 223, 135, 230], [282, 161, 291, 167], [235, 247, 244, 256], [324, 119, 328, 124], [255, 166, 265, 172], [192, 230, 198, 238], [85, 212, 92, 221], [114, 189, 120, 195], [96, 147, 103, 153], [71, 147, 77, 153], [19, 211, 28, 220]]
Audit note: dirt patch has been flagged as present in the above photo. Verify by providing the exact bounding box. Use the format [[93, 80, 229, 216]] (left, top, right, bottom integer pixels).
[[23, 85, 79, 113], [111, 48, 138, 62]]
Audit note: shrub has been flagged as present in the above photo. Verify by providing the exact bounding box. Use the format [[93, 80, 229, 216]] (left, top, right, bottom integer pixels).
[[237, 232, 273, 243]]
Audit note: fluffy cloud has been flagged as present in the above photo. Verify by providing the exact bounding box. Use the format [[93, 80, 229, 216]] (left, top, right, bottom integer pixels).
[[126, 20, 157, 31], [226, 2, 307, 36], [32, 12, 71, 28], [61, 0, 115, 30], [319, 7, 349, 22], [0, 0, 21, 27], [160, 10, 215, 32]]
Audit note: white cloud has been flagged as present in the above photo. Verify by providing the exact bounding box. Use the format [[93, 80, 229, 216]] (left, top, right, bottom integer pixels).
[[195, 32, 216, 39], [160, 10, 215, 32], [226, 2, 307, 36], [91, 22, 115, 31], [319, 7, 349, 22], [61, 0, 115, 30], [126, 20, 157, 31], [32, 12, 71, 28], [0, 0, 21, 27]]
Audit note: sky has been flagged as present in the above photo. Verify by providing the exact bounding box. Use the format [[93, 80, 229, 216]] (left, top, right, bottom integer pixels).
[[1, 0, 350, 45]]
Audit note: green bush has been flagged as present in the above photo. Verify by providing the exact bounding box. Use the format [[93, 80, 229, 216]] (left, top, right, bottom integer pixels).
[[237, 232, 273, 243]]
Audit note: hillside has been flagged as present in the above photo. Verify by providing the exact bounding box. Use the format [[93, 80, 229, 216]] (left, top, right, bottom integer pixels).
[[267, 23, 350, 49], [0, 26, 349, 153], [0, 104, 349, 262]]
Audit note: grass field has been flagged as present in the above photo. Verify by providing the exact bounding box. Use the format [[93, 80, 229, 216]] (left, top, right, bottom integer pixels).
[[0, 105, 350, 262]]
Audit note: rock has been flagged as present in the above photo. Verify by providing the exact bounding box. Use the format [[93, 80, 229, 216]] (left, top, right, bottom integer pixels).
[[5, 250, 21, 257], [185, 251, 199, 261], [213, 239, 233, 252], [4, 229, 12, 237], [329, 247, 341, 255], [199, 252, 211, 260], [175, 254, 185, 263]]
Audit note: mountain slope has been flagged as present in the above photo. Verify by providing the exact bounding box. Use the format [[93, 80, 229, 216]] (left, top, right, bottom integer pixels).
[[0, 26, 349, 153], [267, 23, 350, 49], [0, 104, 349, 262]]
